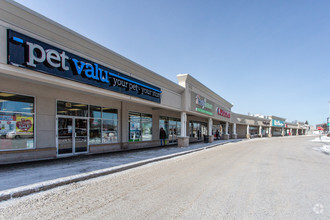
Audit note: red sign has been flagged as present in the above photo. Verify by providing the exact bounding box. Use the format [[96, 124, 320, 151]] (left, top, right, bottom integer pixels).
[[216, 107, 231, 118]]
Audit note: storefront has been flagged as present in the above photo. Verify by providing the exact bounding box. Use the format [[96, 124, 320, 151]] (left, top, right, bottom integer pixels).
[[270, 116, 285, 137], [0, 1, 186, 164], [212, 122, 223, 140], [0, 1, 309, 164], [177, 74, 233, 143], [231, 113, 271, 139], [159, 116, 181, 144], [249, 126, 259, 137], [189, 121, 207, 141]]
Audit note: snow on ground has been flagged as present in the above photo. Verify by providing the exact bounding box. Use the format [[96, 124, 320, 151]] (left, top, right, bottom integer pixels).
[[320, 145, 330, 154], [310, 135, 330, 142]]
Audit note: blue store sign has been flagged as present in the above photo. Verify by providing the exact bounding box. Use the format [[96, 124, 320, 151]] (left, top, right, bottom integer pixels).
[[7, 29, 161, 103], [272, 119, 284, 127]]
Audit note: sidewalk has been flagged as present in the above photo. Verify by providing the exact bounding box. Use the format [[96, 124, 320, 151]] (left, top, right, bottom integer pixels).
[[0, 139, 242, 201]]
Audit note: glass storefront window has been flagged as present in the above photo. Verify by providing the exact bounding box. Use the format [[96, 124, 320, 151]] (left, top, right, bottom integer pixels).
[[142, 114, 152, 141], [129, 112, 152, 142], [0, 92, 34, 150], [190, 121, 207, 140], [272, 128, 282, 136], [129, 113, 141, 142], [103, 119, 118, 143], [90, 118, 101, 144], [159, 116, 167, 133], [177, 121, 181, 137], [103, 108, 118, 120], [57, 101, 88, 117], [159, 116, 180, 143], [249, 126, 258, 135], [89, 105, 118, 144], [90, 106, 101, 118]]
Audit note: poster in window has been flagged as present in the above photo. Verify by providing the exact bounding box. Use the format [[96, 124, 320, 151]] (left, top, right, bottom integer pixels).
[[0, 115, 16, 135], [16, 116, 33, 134]]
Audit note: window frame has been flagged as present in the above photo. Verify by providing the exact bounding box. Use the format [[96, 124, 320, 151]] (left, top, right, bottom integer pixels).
[[128, 111, 152, 142], [89, 105, 118, 145], [56, 100, 119, 145], [0, 91, 36, 151]]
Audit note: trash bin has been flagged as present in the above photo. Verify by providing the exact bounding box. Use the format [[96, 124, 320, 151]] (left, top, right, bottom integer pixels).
[[203, 135, 209, 143]]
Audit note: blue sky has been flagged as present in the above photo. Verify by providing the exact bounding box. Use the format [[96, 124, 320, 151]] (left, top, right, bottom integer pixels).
[[15, 0, 330, 126]]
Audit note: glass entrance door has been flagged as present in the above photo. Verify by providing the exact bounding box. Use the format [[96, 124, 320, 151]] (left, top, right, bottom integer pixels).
[[57, 117, 88, 155], [74, 118, 88, 153], [58, 117, 73, 154]]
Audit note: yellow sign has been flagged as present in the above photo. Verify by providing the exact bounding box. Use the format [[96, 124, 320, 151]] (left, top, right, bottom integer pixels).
[[16, 116, 33, 133]]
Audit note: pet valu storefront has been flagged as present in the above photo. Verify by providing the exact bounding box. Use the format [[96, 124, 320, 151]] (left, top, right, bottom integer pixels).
[[0, 2, 185, 164]]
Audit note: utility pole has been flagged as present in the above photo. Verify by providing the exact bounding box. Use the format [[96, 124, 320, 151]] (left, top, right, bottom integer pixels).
[[328, 101, 330, 133]]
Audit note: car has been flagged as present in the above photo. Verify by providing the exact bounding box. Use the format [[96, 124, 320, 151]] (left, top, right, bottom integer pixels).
[[6, 130, 33, 139], [6, 130, 19, 139]]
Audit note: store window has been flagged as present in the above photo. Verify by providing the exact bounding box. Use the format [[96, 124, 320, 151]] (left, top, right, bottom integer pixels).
[[57, 101, 88, 117], [272, 128, 282, 136], [212, 124, 223, 139], [129, 112, 152, 142], [89, 106, 101, 144], [189, 121, 207, 140], [159, 116, 181, 143], [249, 126, 258, 136], [89, 106, 118, 144], [0, 92, 34, 150]]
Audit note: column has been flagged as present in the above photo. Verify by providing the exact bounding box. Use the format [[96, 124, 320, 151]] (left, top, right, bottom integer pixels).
[[259, 126, 262, 138], [290, 128, 292, 136], [281, 128, 284, 136], [180, 112, 187, 137], [246, 124, 250, 139], [208, 118, 213, 136], [231, 123, 237, 139], [268, 127, 272, 137], [208, 118, 214, 143], [178, 112, 189, 147], [223, 122, 229, 140]]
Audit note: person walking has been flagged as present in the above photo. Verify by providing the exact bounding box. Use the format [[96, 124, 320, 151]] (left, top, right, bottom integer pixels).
[[160, 127, 166, 146]]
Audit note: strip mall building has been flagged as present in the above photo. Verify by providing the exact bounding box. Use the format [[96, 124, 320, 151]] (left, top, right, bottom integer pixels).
[[0, 1, 309, 164]]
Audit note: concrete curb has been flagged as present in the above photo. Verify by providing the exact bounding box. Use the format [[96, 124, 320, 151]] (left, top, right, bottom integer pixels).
[[0, 140, 239, 202]]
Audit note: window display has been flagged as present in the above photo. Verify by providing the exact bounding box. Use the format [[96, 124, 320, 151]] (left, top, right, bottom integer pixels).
[[89, 105, 118, 144], [189, 121, 207, 140], [129, 112, 152, 142], [141, 114, 152, 141], [0, 92, 34, 150], [103, 119, 118, 143], [249, 126, 258, 136], [159, 116, 180, 143], [57, 102, 118, 145]]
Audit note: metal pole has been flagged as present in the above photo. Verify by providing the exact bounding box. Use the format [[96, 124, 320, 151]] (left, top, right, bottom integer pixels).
[[328, 101, 330, 133]]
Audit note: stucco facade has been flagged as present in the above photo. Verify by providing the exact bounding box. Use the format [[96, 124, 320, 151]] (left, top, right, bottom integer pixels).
[[0, 1, 309, 164]]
